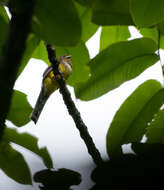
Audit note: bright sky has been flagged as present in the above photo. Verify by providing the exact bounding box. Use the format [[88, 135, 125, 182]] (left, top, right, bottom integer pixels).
[[1, 26, 164, 190]]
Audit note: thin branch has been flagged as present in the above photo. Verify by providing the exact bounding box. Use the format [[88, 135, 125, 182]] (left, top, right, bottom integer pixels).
[[45, 44, 103, 166], [0, 0, 36, 140]]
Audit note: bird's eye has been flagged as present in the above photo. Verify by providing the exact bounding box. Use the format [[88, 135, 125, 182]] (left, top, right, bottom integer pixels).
[[65, 55, 71, 59]]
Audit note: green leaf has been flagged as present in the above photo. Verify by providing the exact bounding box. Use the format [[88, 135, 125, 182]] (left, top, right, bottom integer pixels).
[[74, 2, 98, 42], [100, 26, 130, 51], [140, 27, 164, 49], [130, 0, 164, 27], [0, 6, 9, 57], [3, 127, 53, 168], [106, 80, 164, 158], [55, 42, 90, 85], [7, 90, 32, 127], [0, 5, 9, 22], [17, 34, 40, 76], [0, 141, 31, 184], [140, 28, 158, 43], [159, 21, 164, 34], [146, 109, 164, 143], [32, 40, 50, 65], [75, 0, 92, 7], [75, 38, 158, 101], [92, 0, 134, 25], [32, 0, 81, 46]]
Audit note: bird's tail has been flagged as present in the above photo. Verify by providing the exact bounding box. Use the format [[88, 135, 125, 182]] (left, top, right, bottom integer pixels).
[[30, 88, 49, 124]]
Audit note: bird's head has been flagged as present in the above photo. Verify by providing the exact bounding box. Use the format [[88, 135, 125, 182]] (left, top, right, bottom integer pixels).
[[59, 55, 72, 78]]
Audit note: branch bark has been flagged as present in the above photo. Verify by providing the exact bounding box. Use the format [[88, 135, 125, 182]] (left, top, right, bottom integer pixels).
[[0, 0, 36, 140], [46, 44, 103, 166]]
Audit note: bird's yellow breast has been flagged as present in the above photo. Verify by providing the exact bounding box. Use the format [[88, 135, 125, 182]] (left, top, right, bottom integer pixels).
[[43, 71, 58, 95], [43, 62, 72, 95]]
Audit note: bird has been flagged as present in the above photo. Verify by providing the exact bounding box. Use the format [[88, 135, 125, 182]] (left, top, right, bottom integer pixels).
[[30, 55, 72, 124]]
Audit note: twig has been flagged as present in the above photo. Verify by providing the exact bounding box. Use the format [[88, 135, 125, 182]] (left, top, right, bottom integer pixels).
[[45, 44, 103, 166], [0, 0, 36, 140]]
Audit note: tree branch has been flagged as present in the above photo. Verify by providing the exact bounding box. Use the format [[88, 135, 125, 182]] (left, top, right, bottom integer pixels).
[[0, 0, 36, 140], [45, 44, 103, 166]]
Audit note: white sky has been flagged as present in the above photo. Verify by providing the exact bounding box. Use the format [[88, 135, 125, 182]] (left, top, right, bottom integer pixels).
[[1, 26, 164, 190]]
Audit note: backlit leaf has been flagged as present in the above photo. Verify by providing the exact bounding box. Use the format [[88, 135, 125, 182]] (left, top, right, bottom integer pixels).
[[106, 80, 164, 158], [130, 0, 164, 27], [74, 2, 98, 42], [75, 38, 158, 101], [3, 127, 53, 168], [0, 141, 31, 184], [146, 109, 164, 143], [7, 90, 32, 127], [92, 0, 134, 25], [100, 26, 130, 51], [32, 0, 81, 46]]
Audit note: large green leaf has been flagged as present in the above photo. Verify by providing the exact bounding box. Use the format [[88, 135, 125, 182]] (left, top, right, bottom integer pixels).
[[74, 2, 98, 42], [0, 6, 9, 57], [106, 80, 164, 158], [159, 21, 164, 35], [75, 38, 158, 101], [32, 40, 49, 65], [32, 0, 81, 46], [75, 0, 92, 7], [7, 90, 32, 127], [3, 127, 53, 168], [17, 34, 40, 76], [140, 28, 158, 43], [55, 42, 90, 85], [140, 27, 164, 49], [92, 0, 134, 25], [100, 26, 130, 51], [130, 0, 164, 27], [146, 109, 164, 143], [0, 141, 31, 184]]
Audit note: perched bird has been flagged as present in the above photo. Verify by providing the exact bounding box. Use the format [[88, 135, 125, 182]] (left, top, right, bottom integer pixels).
[[30, 55, 72, 124]]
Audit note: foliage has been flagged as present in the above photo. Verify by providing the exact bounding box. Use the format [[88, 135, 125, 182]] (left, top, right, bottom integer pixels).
[[0, 0, 164, 188], [75, 38, 158, 100], [34, 168, 81, 190], [106, 80, 164, 158]]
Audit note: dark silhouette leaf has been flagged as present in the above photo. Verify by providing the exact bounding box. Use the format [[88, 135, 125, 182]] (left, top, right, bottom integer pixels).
[[34, 168, 81, 190]]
